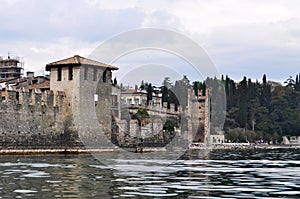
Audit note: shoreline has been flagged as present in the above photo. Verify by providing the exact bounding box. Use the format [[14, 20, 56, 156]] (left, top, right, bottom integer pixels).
[[209, 144, 300, 150], [0, 148, 121, 156], [0, 144, 299, 155]]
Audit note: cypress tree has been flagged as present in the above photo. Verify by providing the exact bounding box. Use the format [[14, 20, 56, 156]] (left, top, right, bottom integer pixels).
[[295, 74, 300, 91], [161, 85, 168, 104], [192, 81, 200, 96], [140, 80, 145, 90], [146, 83, 153, 106], [113, 77, 117, 86], [161, 77, 172, 105], [225, 76, 230, 106], [174, 76, 189, 110], [260, 74, 271, 109], [230, 79, 237, 107], [263, 74, 267, 85], [248, 78, 257, 100], [202, 82, 206, 96], [238, 76, 248, 128]]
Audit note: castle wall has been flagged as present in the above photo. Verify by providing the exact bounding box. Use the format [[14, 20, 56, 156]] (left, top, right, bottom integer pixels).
[[129, 120, 139, 137], [0, 66, 116, 149], [139, 118, 164, 139], [0, 89, 80, 148]]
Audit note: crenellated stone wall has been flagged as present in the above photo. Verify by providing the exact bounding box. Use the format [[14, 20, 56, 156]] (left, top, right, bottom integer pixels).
[[0, 89, 81, 148]]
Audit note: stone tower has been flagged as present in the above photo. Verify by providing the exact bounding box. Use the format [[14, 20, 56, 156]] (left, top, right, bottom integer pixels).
[[45, 55, 118, 147]]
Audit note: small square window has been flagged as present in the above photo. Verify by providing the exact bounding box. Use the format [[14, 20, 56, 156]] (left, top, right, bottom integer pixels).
[[68, 66, 73, 80], [84, 67, 88, 80], [57, 67, 62, 81]]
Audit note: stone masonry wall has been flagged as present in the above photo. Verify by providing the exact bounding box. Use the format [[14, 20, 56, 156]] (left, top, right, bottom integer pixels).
[[0, 89, 80, 148]]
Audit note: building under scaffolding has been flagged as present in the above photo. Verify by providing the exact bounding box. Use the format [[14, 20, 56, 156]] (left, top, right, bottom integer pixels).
[[0, 55, 24, 81]]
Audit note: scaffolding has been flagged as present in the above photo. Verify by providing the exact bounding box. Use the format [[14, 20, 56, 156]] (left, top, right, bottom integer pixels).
[[0, 56, 24, 81]]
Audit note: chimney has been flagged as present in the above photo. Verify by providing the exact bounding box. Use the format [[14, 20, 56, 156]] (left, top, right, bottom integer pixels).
[[27, 71, 34, 78], [27, 71, 34, 85]]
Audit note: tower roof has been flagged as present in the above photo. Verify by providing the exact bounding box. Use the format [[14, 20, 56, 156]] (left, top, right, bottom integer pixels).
[[45, 55, 118, 71]]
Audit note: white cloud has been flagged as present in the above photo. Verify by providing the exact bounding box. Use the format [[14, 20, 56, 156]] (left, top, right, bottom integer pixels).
[[198, 19, 300, 82], [1, 0, 300, 82], [85, 0, 138, 10], [84, 0, 300, 34], [1, 38, 98, 73]]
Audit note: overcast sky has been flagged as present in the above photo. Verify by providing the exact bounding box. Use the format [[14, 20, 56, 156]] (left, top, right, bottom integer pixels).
[[1, 0, 300, 84]]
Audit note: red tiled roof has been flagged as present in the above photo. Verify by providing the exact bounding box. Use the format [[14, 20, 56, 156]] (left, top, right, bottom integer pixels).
[[23, 80, 50, 90], [45, 55, 118, 71], [0, 78, 27, 84]]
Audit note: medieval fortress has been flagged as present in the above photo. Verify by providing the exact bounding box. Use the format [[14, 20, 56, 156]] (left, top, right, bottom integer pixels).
[[0, 55, 223, 149]]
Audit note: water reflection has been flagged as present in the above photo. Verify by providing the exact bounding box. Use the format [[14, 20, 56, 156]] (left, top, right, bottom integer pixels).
[[0, 155, 115, 198], [0, 149, 299, 198]]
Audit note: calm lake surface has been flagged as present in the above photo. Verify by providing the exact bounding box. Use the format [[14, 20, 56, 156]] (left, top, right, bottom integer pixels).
[[0, 149, 299, 198]]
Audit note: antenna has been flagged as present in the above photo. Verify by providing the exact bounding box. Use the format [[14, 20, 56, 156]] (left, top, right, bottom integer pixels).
[[8, 51, 10, 59]]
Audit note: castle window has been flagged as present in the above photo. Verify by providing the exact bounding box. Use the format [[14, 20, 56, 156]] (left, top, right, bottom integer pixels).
[[57, 67, 62, 81], [93, 68, 97, 81], [16, 92, 19, 103], [94, 94, 98, 102], [103, 69, 107, 83], [68, 66, 73, 80], [84, 67, 88, 80]]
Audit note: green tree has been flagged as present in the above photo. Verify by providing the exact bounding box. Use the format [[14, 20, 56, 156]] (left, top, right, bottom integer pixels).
[[113, 77, 117, 86], [163, 117, 179, 131], [140, 80, 145, 90], [161, 77, 172, 106], [206, 77, 226, 131], [294, 74, 300, 91], [255, 106, 271, 134], [223, 73, 300, 141], [146, 83, 153, 106], [237, 77, 248, 128], [192, 81, 200, 96], [284, 76, 295, 88], [260, 74, 271, 109], [133, 108, 149, 126], [202, 81, 207, 96], [262, 74, 267, 85], [224, 76, 236, 109], [174, 76, 190, 110]]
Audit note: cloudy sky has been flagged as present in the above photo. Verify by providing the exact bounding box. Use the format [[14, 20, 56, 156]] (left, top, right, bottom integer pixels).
[[1, 0, 300, 84]]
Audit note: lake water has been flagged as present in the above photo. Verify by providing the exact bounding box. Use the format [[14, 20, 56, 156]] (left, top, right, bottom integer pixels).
[[0, 148, 299, 198]]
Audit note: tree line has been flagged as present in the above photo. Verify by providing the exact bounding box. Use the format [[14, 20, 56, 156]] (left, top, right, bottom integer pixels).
[[223, 74, 300, 143], [137, 73, 300, 143]]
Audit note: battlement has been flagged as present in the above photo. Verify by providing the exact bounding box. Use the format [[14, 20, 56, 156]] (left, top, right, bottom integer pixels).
[[0, 55, 118, 149], [1, 88, 66, 107]]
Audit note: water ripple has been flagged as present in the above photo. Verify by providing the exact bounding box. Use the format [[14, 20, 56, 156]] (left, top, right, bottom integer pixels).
[[0, 149, 299, 198]]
